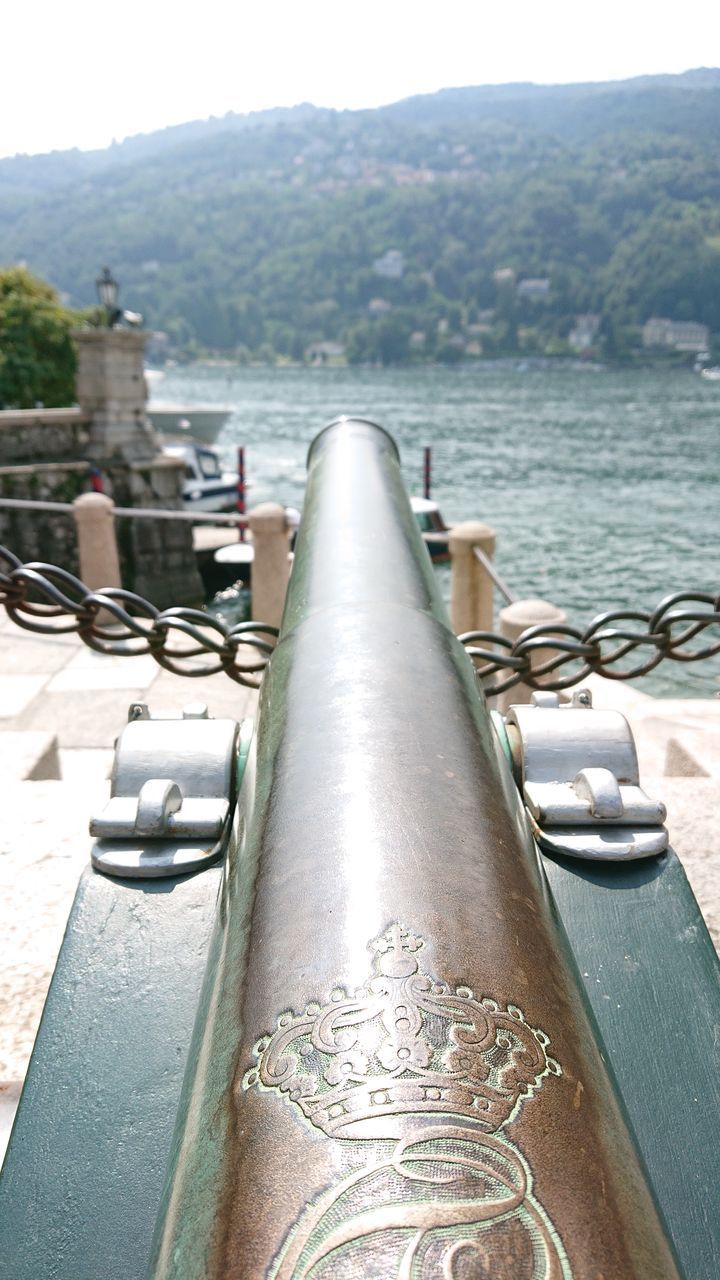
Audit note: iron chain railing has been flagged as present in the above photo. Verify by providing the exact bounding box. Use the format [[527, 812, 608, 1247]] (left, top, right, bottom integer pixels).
[[0, 548, 717, 694], [0, 547, 276, 687], [459, 591, 720, 695]]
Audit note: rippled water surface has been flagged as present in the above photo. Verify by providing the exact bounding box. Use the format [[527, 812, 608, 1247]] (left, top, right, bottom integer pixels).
[[157, 363, 719, 696]]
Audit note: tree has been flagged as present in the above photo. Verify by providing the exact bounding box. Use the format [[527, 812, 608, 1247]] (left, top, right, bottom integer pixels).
[[0, 267, 77, 407], [375, 313, 413, 365]]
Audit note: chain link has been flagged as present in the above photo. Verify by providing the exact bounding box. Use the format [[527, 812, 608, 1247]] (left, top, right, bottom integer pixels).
[[459, 592, 720, 695], [0, 547, 277, 687], [1, 547, 717, 694]]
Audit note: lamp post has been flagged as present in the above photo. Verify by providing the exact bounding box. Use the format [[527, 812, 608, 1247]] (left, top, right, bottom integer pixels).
[[95, 266, 120, 328]]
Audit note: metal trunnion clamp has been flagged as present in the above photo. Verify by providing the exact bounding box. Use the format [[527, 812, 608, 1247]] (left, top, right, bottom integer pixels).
[[90, 702, 249, 879], [504, 689, 668, 862]]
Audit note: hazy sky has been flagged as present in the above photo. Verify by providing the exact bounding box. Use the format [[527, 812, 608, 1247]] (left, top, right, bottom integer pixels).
[[2, 0, 718, 159]]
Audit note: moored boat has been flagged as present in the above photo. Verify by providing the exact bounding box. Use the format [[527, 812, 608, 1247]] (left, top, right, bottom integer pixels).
[[149, 403, 234, 443], [162, 441, 238, 513], [410, 495, 451, 562]]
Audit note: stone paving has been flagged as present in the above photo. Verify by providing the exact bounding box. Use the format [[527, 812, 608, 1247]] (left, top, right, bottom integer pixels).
[[0, 614, 717, 1159]]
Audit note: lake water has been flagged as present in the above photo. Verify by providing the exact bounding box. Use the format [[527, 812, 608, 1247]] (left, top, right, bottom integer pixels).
[[156, 362, 719, 697]]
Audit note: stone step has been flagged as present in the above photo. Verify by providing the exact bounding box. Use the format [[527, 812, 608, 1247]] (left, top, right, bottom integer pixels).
[[645, 776, 719, 950], [577, 675, 720, 779], [0, 731, 60, 781], [636, 724, 718, 780], [0, 1083, 21, 1167], [0, 779, 106, 1085], [652, 725, 720, 779], [1, 777, 107, 1165]]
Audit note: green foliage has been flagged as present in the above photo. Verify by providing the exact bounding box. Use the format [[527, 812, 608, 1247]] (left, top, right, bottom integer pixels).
[[436, 340, 465, 364], [602, 208, 720, 329], [1, 71, 719, 364], [0, 267, 77, 406]]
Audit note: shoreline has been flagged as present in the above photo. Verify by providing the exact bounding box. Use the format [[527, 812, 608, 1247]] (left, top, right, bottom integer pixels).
[[171, 354, 709, 374]]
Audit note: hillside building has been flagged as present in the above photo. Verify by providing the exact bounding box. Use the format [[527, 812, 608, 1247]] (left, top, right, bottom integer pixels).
[[493, 267, 516, 286], [642, 317, 710, 352], [372, 249, 405, 280], [517, 278, 551, 300], [568, 314, 601, 351]]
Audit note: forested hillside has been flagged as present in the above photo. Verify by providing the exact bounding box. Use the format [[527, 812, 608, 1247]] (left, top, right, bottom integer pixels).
[[1, 70, 719, 363]]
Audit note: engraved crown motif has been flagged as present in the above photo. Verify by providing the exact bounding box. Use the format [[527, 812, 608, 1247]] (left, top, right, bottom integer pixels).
[[244, 924, 560, 1139]]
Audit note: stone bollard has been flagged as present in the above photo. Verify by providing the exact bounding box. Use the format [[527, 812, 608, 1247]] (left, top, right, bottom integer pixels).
[[248, 502, 290, 635], [449, 520, 497, 635], [73, 492, 122, 591], [497, 597, 567, 711]]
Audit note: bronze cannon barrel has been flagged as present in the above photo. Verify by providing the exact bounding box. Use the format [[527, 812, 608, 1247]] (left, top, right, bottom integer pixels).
[[150, 418, 681, 1279]]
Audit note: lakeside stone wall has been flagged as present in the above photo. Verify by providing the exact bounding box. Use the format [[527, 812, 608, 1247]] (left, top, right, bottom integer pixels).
[[106, 457, 203, 606], [0, 462, 89, 574], [0, 409, 91, 467], [0, 335, 205, 609], [0, 456, 204, 608]]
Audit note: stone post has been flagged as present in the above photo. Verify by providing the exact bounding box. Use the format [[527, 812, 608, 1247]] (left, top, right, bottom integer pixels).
[[74, 328, 157, 461], [72, 327, 203, 607], [73, 492, 122, 626], [449, 520, 497, 635], [248, 503, 290, 633], [73, 492, 121, 590], [498, 598, 567, 711]]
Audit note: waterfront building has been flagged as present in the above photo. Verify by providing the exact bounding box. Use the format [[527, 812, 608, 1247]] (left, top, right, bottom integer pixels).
[[642, 317, 710, 352], [569, 314, 602, 351]]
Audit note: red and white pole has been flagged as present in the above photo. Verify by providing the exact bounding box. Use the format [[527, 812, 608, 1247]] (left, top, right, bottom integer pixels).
[[423, 446, 431, 500], [237, 445, 246, 542]]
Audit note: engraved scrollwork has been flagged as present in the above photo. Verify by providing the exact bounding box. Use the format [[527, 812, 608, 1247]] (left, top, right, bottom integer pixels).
[[242, 925, 573, 1279], [312, 996, 381, 1055], [269, 1126, 570, 1280], [252, 1014, 315, 1092]]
